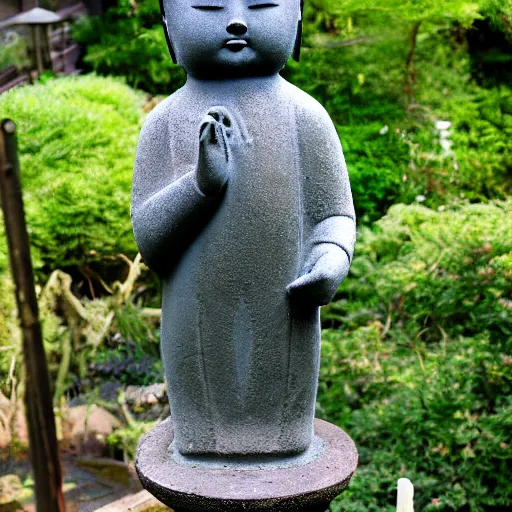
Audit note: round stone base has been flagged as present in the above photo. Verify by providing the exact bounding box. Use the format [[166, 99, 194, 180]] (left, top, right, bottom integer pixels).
[[135, 418, 358, 511]]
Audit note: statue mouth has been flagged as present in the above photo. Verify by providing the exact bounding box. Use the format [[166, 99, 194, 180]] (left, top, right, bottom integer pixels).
[[223, 39, 250, 52]]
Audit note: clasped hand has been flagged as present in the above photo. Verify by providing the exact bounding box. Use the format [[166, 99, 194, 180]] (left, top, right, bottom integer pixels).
[[196, 106, 248, 196]]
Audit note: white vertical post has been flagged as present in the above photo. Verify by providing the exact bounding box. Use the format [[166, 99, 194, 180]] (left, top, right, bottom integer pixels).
[[396, 478, 414, 512]]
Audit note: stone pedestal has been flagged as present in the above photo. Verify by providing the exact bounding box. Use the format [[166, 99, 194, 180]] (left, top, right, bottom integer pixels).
[[135, 418, 358, 512]]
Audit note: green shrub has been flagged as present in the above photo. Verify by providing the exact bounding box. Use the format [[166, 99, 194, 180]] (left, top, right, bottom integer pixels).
[[0, 76, 145, 366], [0, 30, 30, 71], [321, 328, 512, 512], [405, 29, 512, 207], [318, 200, 512, 511], [284, 20, 411, 222], [336, 200, 512, 341], [106, 420, 155, 459], [74, 0, 512, 221], [285, 8, 512, 220], [72, 0, 185, 95], [0, 75, 145, 275]]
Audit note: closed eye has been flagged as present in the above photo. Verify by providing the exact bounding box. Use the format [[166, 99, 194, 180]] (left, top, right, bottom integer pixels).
[[248, 2, 279, 8], [192, 5, 224, 10]]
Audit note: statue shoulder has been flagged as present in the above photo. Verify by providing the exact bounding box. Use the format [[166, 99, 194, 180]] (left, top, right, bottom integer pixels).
[[138, 91, 183, 145], [280, 81, 340, 152], [133, 91, 184, 209], [284, 81, 334, 129]]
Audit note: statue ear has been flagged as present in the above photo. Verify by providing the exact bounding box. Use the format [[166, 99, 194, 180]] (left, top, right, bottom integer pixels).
[[292, 0, 304, 62], [159, 0, 178, 64], [162, 18, 178, 64]]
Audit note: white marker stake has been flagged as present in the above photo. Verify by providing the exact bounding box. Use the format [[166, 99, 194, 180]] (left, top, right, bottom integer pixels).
[[397, 478, 414, 512]]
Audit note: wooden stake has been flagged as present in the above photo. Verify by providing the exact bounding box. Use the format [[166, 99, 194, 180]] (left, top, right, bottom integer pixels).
[[0, 119, 65, 512], [33, 26, 44, 75]]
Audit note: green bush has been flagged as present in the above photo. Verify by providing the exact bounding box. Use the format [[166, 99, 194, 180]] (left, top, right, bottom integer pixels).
[[404, 28, 512, 207], [337, 200, 512, 341], [0, 75, 145, 275], [72, 0, 185, 95], [284, 38, 410, 222], [0, 30, 30, 71], [318, 200, 512, 511], [321, 328, 512, 512], [288, 25, 512, 221], [0, 75, 148, 386]]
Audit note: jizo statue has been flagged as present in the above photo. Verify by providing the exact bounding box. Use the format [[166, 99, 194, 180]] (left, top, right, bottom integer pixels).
[[131, 0, 356, 459]]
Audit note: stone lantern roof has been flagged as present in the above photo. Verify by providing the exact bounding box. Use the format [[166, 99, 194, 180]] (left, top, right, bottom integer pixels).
[[0, 7, 62, 29]]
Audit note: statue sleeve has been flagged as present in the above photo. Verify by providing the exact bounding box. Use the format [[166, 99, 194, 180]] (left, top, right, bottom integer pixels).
[[131, 102, 219, 275], [296, 100, 356, 263]]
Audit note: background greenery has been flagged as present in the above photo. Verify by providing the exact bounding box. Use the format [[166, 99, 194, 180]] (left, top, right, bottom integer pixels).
[[1, 0, 511, 510]]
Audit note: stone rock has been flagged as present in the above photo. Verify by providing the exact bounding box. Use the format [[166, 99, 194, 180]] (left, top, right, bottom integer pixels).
[[123, 384, 169, 422], [75, 457, 140, 487], [95, 489, 165, 512], [63, 404, 121, 455], [98, 381, 123, 403], [146, 393, 158, 405], [0, 474, 22, 505], [68, 404, 121, 438], [125, 384, 167, 407]]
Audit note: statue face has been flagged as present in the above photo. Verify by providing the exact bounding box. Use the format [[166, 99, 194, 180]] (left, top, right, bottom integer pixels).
[[163, 0, 301, 78]]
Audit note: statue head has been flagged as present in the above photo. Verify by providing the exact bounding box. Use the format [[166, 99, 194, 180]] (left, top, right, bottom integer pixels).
[[159, 0, 303, 79]]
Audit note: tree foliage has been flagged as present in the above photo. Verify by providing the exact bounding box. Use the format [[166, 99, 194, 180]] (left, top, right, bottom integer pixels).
[[0, 75, 144, 275], [319, 200, 512, 511], [72, 0, 185, 95], [73, 0, 512, 220]]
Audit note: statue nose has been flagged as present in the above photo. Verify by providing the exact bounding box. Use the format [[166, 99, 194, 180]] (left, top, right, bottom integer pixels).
[[226, 19, 248, 36]]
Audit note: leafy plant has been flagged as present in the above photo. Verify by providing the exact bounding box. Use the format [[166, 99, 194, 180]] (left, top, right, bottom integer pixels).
[[338, 200, 512, 341], [72, 0, 185, 95], [0, 75, 145, 275], [73, 0, 512, 220], [285, 1, 512, 220], [319, 200, 512, 511], [0, 31, 30, 71]]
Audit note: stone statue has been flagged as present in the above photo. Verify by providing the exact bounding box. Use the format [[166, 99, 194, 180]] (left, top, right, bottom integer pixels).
[[131, 0, 356, 459]]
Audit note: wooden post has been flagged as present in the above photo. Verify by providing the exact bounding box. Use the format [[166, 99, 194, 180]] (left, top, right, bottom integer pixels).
[[33, 26, 44, 75], [0, 119, 65, 512]]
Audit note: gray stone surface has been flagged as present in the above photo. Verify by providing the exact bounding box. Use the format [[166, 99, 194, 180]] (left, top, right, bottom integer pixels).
[[169, 433, 325, 471], [131, 0, 356, 457], [136, 418, 358, 511]]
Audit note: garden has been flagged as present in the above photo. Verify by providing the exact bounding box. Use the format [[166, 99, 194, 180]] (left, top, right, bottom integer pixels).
[[0, 0, 511, 510]]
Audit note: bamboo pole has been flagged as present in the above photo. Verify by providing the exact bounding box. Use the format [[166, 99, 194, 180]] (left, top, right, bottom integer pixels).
[[0, 119, 65, 512]]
